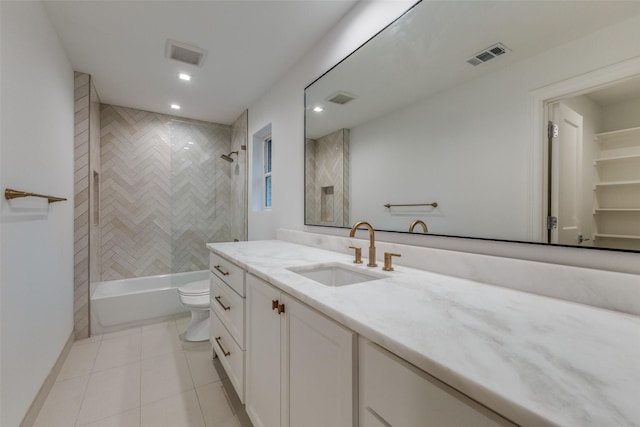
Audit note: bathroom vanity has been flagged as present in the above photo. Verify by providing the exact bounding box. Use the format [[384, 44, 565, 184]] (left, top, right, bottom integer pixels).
[[207, 237, 640, 427]]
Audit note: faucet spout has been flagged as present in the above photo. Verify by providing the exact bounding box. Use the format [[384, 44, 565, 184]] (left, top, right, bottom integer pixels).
[[349, 221, 377, 267], [409, 220, 428, 234]]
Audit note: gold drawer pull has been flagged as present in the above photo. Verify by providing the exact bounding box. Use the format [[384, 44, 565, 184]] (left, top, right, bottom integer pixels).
[[272, 299, 279, 310], [215, 336, 231, 357], [214, 296, 231, 311], [214, 265, 230, 276]]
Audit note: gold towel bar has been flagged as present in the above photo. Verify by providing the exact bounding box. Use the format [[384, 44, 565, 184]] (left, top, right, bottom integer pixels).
[[4, 188, 67, 204], [384, 202, 438, 208]]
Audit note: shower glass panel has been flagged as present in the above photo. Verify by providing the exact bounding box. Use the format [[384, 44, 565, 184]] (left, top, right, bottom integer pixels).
[[169, 119, 235, 274]]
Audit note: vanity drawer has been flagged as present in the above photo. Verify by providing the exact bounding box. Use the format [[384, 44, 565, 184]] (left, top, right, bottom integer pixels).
[[210, 272, 245, 349], [210, 311, 245, 403], [210, 252, 244, 296], [360, 340, 515, 427]]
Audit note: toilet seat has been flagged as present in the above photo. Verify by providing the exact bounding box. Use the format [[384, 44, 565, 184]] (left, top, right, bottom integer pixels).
[[178, 279, 209, 296]]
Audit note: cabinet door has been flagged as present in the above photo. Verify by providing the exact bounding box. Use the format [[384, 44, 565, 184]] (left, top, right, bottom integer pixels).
[[286, 295, 356, 427], [246, 275, 282, 427], [360, 339, 515, 427]]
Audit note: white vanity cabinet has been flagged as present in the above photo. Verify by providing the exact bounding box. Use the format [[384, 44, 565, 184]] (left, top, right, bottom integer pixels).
[[246, 273, 356, 427], [360, 338, 516, 427], [209, 252, 246, 402]]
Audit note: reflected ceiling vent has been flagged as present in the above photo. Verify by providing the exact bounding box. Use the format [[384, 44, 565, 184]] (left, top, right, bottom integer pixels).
[[466, 43, 510, 66], [327, 91, 357, 105], [165, 39, 207, 67]]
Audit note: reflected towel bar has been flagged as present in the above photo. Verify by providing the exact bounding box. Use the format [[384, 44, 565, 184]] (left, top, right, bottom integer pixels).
[[384, 202, 438, 208], [4, 188, 67, 204]]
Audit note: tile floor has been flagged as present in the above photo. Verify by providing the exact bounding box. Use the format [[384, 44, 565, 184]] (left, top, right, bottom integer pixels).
[[33, 317, 252, 427]]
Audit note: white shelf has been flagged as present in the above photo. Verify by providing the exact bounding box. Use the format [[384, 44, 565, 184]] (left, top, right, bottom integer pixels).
[[594, 208, 640, 213], [595, 126, 640, 143], [594, 180, 640, 189], [594, 154, 640, 165], [594, 233, 640, 241]]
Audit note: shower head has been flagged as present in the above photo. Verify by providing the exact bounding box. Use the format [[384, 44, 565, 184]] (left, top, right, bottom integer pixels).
[[220, 151, 239, 163]]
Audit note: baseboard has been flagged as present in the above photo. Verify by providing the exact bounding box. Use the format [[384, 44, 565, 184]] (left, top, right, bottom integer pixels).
[[19, 332, 75, 427]]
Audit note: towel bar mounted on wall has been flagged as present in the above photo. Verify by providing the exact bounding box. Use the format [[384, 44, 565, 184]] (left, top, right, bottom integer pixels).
[[4, 188, 67, 204], [384, 202, 438, 208]]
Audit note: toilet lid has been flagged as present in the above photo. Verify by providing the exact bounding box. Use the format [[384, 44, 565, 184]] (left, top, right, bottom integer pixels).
[[178, 279, 209, 296]]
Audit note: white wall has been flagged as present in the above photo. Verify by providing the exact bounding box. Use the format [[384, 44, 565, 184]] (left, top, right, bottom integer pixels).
[[0, 2, 75, 426], [602, 97, 640, 132], [247, 2, 640, 274], [248, 0, 415, 241]]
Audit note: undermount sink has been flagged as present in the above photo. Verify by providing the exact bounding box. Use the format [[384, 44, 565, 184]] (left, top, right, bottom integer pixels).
[[287, 262, 386, 287]]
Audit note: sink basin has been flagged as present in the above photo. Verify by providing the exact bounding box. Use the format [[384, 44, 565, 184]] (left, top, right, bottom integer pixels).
[[287, 262, 386, 287]]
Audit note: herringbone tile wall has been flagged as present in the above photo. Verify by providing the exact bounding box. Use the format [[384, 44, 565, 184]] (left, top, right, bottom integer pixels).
[[304, 129, 350, 227], [230, 110, 248, 241], [100, 105, 232, 281], [74, 72, 91, 339]]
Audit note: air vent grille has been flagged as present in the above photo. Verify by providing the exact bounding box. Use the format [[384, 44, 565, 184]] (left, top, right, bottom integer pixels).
[[327, 91, 357, 105], [466, 43, 510, 67], [165, 39, 207, 67]]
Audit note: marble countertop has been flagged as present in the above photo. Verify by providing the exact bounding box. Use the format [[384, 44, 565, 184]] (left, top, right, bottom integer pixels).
[[207, 240, 640, 427]]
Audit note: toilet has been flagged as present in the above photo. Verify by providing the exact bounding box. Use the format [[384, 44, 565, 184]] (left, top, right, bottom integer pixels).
[[177, 279, 210, 342]]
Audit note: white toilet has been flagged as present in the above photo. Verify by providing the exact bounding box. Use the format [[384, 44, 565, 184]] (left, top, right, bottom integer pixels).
[[178, 279, 210, 342]]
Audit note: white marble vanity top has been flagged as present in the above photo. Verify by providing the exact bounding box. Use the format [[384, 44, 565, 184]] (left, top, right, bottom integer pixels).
[[207, 240, 640, 427]]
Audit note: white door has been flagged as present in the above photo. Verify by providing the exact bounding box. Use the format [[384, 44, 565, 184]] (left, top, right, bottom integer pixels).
[[286, 295, 355, 427], [246, 275, 282, 427], [550, 102, 584, 245]]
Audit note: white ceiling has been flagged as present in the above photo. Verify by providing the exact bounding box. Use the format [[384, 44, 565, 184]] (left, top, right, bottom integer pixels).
[[305, 1, 640, 139], [43, 0, 358, 124], [585, 76, 640, 106]]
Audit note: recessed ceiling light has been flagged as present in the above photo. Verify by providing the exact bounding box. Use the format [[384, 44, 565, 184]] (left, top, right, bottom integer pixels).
[[313, 106, 323, 112], [179, 73, 191, 81], [184, 147, 190, 150], [171, 104, 181, 110]]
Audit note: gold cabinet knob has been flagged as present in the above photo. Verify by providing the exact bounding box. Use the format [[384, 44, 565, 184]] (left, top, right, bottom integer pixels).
[[383, 252, 401, 271]]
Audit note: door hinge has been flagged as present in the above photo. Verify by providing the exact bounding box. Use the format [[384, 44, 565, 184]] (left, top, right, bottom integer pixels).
[[547, 215, 557, 230], [548, 121, 558, 139]]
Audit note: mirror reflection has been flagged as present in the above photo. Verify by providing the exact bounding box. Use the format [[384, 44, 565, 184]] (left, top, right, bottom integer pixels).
[[304, 0, 640, 251]]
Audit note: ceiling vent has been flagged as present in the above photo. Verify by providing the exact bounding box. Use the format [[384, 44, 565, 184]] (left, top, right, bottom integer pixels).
[[165, 39, 207, 67], [466, 43, 510, 67], [327, 91, 357, 105]]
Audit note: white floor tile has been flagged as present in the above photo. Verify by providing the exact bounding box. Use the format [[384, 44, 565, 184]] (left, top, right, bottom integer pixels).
[[101, 326, 141, 342], [93, 333, 141, 372], [57, 341, 101, 381], [33, 375, 89, 427], [77, 408, 140, 427], [141, 323, 182, 359], [75, 334, 103, 345], [184, 344, 225, 388], [140, 389, 205, 427], [76, 362, 141, 426], [141, 320, 175, 331], [195, 383, 241, 427], [141, 351, 194, 405]]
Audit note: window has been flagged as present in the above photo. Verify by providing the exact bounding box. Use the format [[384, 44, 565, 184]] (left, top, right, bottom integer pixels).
[[263, 136, 272, 209]]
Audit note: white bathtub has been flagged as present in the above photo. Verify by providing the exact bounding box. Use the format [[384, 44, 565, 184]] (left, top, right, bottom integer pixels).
[[90, 270, 209, 335]]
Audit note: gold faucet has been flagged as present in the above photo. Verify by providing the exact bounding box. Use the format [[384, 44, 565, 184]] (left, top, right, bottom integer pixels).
[[349, 221, 377, 267], [409, 219, 428, 234]]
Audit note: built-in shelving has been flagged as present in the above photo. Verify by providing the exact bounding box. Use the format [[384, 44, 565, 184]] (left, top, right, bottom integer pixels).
[[594, 180, 640, 188], [594, 208, 640, 213], [595, 126, 640, 143], [594, 154, 640, 165], [593, 125, 640, 250], [594, 233, 640, 241]]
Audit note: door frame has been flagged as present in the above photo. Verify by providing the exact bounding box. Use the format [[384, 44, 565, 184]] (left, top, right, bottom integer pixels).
[[527, 56, 640, 242]]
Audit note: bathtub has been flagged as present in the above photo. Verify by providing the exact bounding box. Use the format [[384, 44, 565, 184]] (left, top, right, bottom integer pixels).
[[90, 270, 209, 335]]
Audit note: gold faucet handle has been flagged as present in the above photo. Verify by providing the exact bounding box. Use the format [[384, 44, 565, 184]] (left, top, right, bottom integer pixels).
[[383, 252, 401, 271], [348, 246, 363, 264]]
